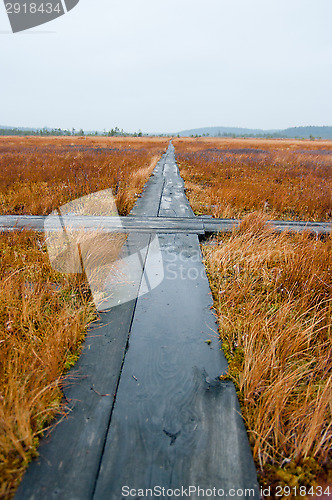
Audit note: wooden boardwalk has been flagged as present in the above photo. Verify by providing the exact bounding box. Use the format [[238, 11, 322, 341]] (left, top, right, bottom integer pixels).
[[15, 143, 260, 499], [1, 215, 331, 236]]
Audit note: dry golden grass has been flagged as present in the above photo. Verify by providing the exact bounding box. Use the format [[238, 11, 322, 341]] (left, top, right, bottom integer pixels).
[[0, 137, 168, 498], [0, 230, 96, 498], [172, 138, 332, 496], [173, 137, 332, 221], [202, 217, 332, 497], [0, 136, 168, 216]]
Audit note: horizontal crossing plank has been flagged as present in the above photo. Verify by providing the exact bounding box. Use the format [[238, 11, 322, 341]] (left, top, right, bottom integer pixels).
[[268, 220, 332, 234], [0, 215, 204, 234], [0, 215, 330, 234], [203, 219, 332, 234]]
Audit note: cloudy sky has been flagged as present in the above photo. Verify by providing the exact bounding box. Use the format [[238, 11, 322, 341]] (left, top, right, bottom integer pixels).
[[1, 0, 332, 133]]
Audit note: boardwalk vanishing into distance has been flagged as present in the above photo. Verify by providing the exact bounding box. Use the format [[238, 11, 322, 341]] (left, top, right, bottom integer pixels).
[[10, 141, 327, 499]]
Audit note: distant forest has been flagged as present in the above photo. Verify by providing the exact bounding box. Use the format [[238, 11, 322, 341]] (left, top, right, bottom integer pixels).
[[0, 126, 144, 137]]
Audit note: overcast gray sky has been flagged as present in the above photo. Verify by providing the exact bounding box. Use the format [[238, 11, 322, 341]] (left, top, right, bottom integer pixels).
[[1, 0, 332, 133]]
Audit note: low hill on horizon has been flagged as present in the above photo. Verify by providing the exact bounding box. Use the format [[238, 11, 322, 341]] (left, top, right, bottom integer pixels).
[[176, 126, 332, 140]]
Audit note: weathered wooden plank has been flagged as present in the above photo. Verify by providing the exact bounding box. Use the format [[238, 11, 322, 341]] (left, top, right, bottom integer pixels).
[[203, 219, 332, 234], [0, 215, 204, 233], [1, 214, 330, 235], [130, 154, 167, 217], [158, 150, 195, 218], [93, 232, 260, 499], [269, 220, 332, 234], [93, 143, 259, 499]]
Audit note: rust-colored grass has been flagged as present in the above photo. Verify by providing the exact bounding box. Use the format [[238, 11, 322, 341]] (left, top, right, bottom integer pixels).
[[202, 217, 332, 497], [0, 230, 96, 498], [0, 136, 168, 216], [0, 137, 167, 498], [173, 137, 332, 221]]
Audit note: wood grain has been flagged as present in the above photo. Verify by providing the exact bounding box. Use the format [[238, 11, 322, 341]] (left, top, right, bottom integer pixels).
[[93, 144, 260, 499], [1, 212, 330, 236], [93, 233, 259, 499]]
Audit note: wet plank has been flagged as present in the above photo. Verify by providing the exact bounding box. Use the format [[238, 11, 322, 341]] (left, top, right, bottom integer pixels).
[[93, 143, 260, 499], [203, 218, 332, 235], [1, 215, 330, 235], [93, 232, 259, 499]]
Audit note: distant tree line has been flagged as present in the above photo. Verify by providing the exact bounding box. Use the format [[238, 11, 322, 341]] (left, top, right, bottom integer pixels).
[[0, 126, 148, 137]]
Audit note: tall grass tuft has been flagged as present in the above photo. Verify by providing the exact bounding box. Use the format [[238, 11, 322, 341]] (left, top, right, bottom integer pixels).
[[0, 230, 97, 497], [202, 214, 332, 494]]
